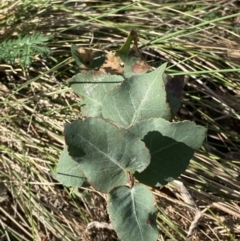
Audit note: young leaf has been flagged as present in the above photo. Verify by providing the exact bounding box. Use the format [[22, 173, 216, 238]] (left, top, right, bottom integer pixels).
[[116, 29, 138, 56], [116, 30, 149, 78], [107, 184, 158, 241], [71, 44, 85, 68], [71, 44, 106, 69], [102, 63, 172, 129], [122, 56, 149, 78], [129, 118, 207, 187], [64, 118, 150, 193], [69, 73, 123, 117], [56, 147, 86, 188]]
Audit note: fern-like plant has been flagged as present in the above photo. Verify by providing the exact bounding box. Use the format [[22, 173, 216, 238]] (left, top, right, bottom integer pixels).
[[0, 33, 51, 67]]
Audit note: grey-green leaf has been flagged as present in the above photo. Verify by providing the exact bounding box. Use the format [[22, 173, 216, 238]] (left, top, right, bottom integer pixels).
[[102, 63, 172, 129], [64, 118, 150, 193], [130, 118, 207, 187], [69, 73, 123, 117], [56, 147, 86, 188], [107, 184, 158, 241]]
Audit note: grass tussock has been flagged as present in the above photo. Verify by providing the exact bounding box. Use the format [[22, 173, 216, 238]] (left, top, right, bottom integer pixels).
[[0, 0, 240, 240]]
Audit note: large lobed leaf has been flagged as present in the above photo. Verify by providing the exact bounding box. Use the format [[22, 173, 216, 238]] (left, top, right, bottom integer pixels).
[[102, 63, 172, 129], [107, 184, 158, 241], [64, 118, 150, 193]]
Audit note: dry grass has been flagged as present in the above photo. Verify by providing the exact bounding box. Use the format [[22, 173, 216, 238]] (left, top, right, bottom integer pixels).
[[0, 0, 240, 240]]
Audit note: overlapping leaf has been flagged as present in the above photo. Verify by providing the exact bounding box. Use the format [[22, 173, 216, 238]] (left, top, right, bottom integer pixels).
[[107, 184, 158, 241], [69, 73, 123, 117], [64, 118, 150, 193], [163, 74, 184, 115], [130, 118, 207, 187]]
